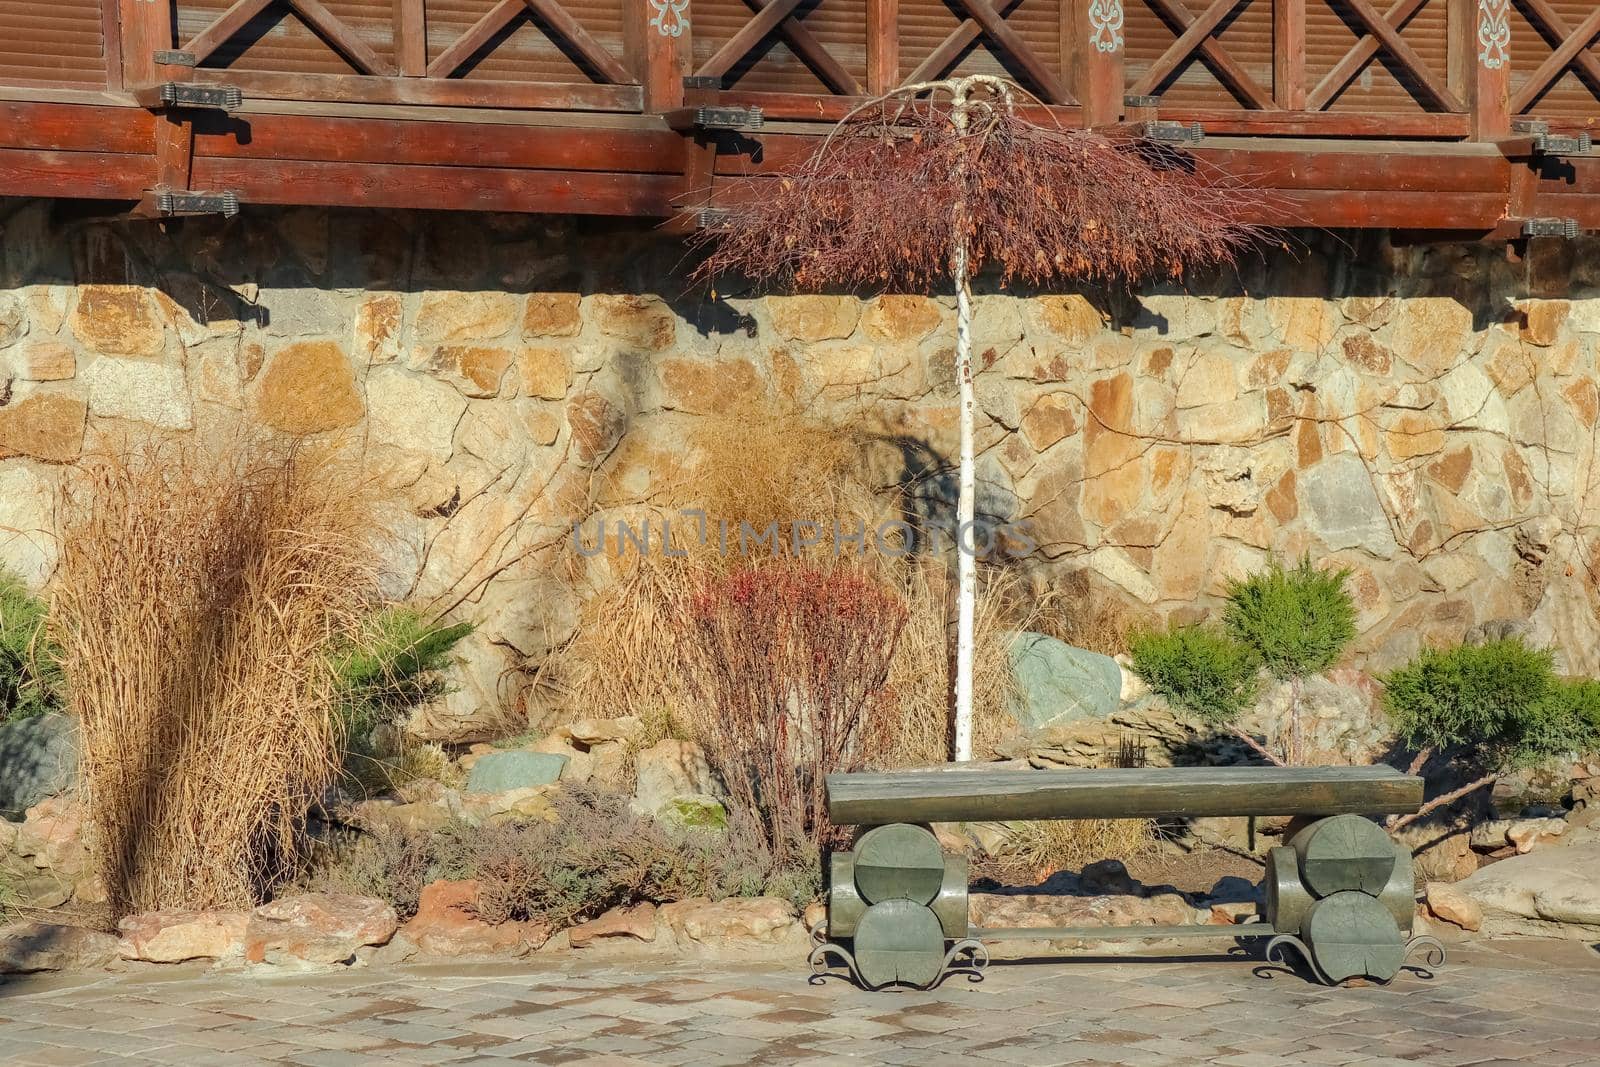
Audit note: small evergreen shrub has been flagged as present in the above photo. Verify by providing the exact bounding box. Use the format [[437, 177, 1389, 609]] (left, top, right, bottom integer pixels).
[[1382, 639, 1600, 770], [1129, 624, 1259, 724], [330, 607, 474, 736], [1223, 555, 1356, 680], [0, 567, 62, 723]]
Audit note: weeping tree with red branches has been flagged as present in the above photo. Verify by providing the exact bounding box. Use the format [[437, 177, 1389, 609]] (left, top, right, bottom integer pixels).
[[693, 73, 1263, 762]]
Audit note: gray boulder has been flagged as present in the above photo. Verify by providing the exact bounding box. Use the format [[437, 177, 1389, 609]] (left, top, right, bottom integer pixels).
[[0, 713, 77, 821], [1452, 842, 1600, 938], [465, 751, 567, 794], [1005, 631, 1122, 734]]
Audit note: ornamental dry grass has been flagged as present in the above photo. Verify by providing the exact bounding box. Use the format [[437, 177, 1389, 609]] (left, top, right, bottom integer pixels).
[[555, 403, 1018, 764], [53, 435, 381, 913]]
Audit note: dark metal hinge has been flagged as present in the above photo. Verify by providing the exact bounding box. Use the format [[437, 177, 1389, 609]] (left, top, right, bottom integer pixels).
[[135, 82, 244, 113], [1521, 218, 1580, 239], [696, 208, 731, 230], [155, 191, 241, 218], [1140, 120, 1203, 144]]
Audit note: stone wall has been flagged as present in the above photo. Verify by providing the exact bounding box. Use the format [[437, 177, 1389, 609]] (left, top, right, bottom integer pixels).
[[2, 199, 1599, 737]]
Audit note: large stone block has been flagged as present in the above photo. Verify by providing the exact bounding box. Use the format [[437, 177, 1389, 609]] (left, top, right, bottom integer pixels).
[[80, 357, 191, 429], [69, 285, 166, 358], [257, 340, 365, 434], [767, 295, 859, 342], [0, 392, 86, 463], [1005, 631, 1122, 734], [366, 366, 468, 458], [1298, 451, 1395, 558]]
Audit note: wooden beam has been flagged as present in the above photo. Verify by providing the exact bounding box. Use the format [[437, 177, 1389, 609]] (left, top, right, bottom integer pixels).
[[625, 0, 687, 111], [867, 0, 899, 96], [290, 0, 399, 76], [190, 156, 682, 215], [1306, 0, 1460, 113], [0, 101, 155, 154], [825, 766, 1425, 824], [1136, 0, 1275, 109], [904, 0, 1024, 85], [1068, 0, 1124, 126], [183, 0, 274, 66], [1274, 0, 1305, 110], [954, 0, 1072, 104], [192, 69, 644, 111], [1449, 0, 1510, 139], [0, 147, 155, 199], [523, 0, 635, 85], [118, 0, 176, 86], [427, 0, 523, 79], [1510, 7, 1600, 115], [100, 0, 125, 90], [396, 0, 427, 77]]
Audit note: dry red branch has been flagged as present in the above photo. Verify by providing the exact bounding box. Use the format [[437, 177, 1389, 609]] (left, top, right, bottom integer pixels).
[[693, 87, 1263, 290]]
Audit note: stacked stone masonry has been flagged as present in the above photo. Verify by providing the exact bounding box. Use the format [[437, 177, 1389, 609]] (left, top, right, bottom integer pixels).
[[2, 200, 1599, 737]]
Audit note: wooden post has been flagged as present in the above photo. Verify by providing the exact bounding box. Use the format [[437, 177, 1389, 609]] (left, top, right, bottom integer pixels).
[[1273, 0, 1305, 110], [396, 0, 427, 77], [627, 0, 688, 112], [118, 0, 174, 87], [1068, 0, 1124, 127], [1450, 0, 1511, 139], [867, 0, 899, 96]]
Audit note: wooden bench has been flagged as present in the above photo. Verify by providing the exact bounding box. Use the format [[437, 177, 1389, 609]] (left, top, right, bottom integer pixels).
[[811, 765, 1444, 990]]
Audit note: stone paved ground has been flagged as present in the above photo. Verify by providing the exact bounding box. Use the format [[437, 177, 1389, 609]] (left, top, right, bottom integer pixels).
[[1, 938, 1597, 1066]]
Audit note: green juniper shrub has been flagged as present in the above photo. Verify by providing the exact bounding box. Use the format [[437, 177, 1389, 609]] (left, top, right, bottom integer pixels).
[[1382, 638, 1600, 771], [330, 607, 475, 736], [1129, 624, 1259, 725], [1223, 555, 1356, 680], [0, 567, 63, 724]]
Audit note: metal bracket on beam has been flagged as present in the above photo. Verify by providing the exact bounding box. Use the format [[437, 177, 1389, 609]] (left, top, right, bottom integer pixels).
[[696, 208, 731, 230], [1510, 119, 1592, 157], [1124, 95, 1160, 110], [1140, 120, 1203, 144], [1521, 218, 1580, 239], [154, 191, 241, 218], [134, 82, 244, 113], [665, 106, 763, 132]]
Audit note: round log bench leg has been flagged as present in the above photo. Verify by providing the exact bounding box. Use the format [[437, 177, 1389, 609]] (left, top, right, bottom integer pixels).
[[813, 822, 978, 990]]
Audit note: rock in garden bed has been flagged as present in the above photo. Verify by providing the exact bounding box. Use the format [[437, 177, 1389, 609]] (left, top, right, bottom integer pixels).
[[402, 879, 550, 957], [244, 893, 397, 966], [1450, 843, 1600, 938], [656, 897, 805, 950], [0, 921, 117, 974], [568, 903, 657, 949], [118, 910, 248, 963]]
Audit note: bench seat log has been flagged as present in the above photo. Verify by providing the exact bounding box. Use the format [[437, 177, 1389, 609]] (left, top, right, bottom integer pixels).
[[826, 765, 1423, 825]]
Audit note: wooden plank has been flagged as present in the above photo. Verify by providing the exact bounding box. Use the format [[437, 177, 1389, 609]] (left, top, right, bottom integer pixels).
[[904, 0, 1025, 85], [867, 0, 898, 96], [523, 0, 635, 85], [974, 922, 1276, 940], [0, 147, 154, 199], [197, 112, 687, 172], [697, 0, 807, 79], [1068, 0, 1124, 126], [1448, 0, 1509, 139], [1308, 0, 1462, 113], [697, 0, 862, 95], [0, 101, 154, 153], [118, 0, 175, 87], [1511, 7, 1600, 115], [289, 0, 398, 76], [825, 766, 1425, 824], [1274, 0, 1304, 110], [954, 0, 1072, 104], [625, 0, 687, 111], [101, 0, 125, 91], [1516, 0, 1600, 102], [191, 155, 682, 214], [395, 0, 427, 77], [1136, 0, 1275, 109], [182, 0, 273, 66], [190, 69, 645, 111], [1260, 189, 1504, 228], [427, 0, 523, 79]]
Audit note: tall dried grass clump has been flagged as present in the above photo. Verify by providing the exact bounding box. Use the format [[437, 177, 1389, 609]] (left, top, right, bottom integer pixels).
[[556, 401, 1019, 763], [53, 435, 381, 913]]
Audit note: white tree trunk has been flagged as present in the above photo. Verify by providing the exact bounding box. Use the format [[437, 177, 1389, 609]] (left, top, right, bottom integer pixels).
[[953, 236, 976, 763]]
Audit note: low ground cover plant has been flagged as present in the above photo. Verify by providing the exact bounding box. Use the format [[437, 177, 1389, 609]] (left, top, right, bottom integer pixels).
[[308, 786, 818, 927]]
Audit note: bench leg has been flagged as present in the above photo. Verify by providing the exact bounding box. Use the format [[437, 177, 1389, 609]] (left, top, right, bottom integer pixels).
[[813, 823, 980, 990]]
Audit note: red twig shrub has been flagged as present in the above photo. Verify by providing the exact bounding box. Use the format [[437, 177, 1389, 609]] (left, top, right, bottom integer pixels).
[[692, 89, 1262, 289], [681, 562, 909, 861]]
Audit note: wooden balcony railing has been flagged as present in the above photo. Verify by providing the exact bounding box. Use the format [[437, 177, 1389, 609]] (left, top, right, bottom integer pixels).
[[0, 0, 1594, 136]]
